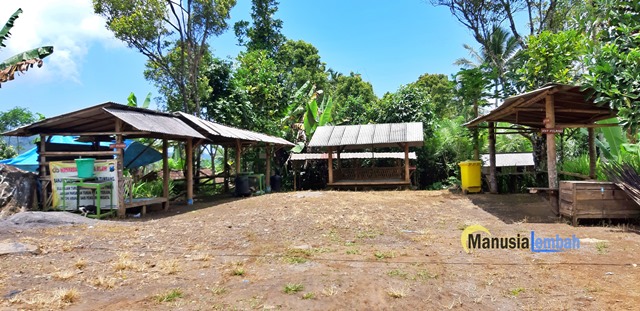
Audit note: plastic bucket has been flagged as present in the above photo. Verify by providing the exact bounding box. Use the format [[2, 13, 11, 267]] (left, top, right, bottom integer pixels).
[[75, 158, 96, 178], [459, 160, 482, 193]]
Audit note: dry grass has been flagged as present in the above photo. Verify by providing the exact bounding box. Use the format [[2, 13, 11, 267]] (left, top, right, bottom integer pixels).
[[52, 288, 80, 304], [387, 287, 406, 299], [155, 288, 183, 303], [75, 258, 87, 269], [112, 253, 143, 272], [92, 276, 117, 289], [53, 270, 75, 281], [159, 259, 181, 275]]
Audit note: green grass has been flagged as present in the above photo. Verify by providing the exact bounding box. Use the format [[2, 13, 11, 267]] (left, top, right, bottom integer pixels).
[[155, 288, 183, 303], [387, 269, 409, 279], [509, 287, 525, 296], [346, 248, 360, 255], [232, 267, 245, 276], [302, 292, 315, 300], [596, 241, 608, 254], [374, 251, 395, 260], [283, 283, 304, 294]]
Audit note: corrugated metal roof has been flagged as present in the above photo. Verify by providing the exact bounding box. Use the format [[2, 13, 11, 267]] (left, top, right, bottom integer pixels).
[[2, 102, 206, 140], [291, 152, 417, 161], [104, 108, 205, 139], [308, 122, 424, 148], [480, 153, 534, 167], [177, 112, 293, 146]]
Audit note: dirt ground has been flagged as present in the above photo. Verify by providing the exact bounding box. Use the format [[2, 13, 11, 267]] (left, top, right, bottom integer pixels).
[[1, 190, 639, 310]]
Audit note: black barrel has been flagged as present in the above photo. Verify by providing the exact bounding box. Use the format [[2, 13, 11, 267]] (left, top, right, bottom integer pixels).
[[270, 174, 282, 192], [235, 175, 251, 196]]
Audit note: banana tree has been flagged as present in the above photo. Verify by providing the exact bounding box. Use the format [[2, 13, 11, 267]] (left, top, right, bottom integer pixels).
[[0, 9, 53, 86], [290, 89, 334, 153]]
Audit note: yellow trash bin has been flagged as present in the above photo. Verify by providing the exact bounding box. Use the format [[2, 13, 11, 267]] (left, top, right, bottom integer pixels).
[[459, 160, 482, 194]]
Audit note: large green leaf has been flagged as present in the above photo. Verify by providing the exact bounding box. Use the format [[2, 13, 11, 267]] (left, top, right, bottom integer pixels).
[[318, 95, 334, 126], [0, 46, 54, 70], [0, 8, 22, 48], [142, 92, 152, 108], [127, 92, 137, 107], [597, 118, 625, 160]]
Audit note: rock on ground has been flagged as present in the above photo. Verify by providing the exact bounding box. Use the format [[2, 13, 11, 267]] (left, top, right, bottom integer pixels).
[[0, 164, 38, 219]]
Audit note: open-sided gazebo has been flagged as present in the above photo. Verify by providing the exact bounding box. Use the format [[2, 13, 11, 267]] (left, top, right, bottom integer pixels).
[[3, 103, 207, 217], [307, 122, 423, 188], [464, 84, 618, 202]]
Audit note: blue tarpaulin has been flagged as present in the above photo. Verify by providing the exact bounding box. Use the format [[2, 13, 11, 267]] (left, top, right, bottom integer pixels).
[[0, 136, 160, 172]]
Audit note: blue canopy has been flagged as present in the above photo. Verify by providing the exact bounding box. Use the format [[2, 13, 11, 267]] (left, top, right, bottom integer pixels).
[[0, 136, 159, 172]]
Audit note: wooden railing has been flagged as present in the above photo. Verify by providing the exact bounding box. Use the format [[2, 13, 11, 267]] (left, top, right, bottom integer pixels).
[[334, 167, 404, 180]]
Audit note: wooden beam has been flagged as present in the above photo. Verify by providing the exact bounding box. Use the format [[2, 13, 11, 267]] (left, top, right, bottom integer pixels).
[[328, 146, 334, 184], [115, 120, 126, 218], [404, 143, 410, 183], [39, 131, 151, 136], [555, 123, 619, 128], [488, 122, 498, 194], [39, 134, 48, 211], [186, 138, 193, 205], [223, 146, 229, 193], [40, 151, 118, 157], [265, 144, 271, 191], [235, 139, 241, 176], [515, 108, 613, 114], [588, 128, 596, 179], [559, 171, 591, 180], [162, 139, 169, 210], [545, 94, 558, 191]]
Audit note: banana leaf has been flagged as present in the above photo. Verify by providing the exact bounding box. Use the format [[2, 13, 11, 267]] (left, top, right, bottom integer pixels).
[[0, 8, 22, 48], [0, 46, 54, 70]]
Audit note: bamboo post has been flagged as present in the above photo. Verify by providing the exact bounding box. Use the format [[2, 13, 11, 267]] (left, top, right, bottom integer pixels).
[[545, 94, 558, 189], [588, 128, 596, 179], [115, 120, 126, 218], [39, 134, 47, 211], [488, 122, 498, 194], [223, 146, 229, 193], [328, 146, 334, 184], [162, 138, 169, 210], [265, 144, 271, 192], [186, 138, 193, 205], [404, 143, 410, 182]]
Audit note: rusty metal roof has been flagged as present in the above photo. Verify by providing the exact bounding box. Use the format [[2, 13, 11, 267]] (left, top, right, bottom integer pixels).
[[290, 152, 417, 161], [2, 102, 206, 140], [177, 112, 293, 146], [464, 84, 617, 128], [308, 122, 424, 148]]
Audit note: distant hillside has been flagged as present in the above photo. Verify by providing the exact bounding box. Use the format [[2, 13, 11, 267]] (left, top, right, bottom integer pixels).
[[1, 136, 37, 154]]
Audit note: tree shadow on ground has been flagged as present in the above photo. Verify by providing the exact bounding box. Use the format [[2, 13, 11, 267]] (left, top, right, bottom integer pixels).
[[467, 193, 561, 224]]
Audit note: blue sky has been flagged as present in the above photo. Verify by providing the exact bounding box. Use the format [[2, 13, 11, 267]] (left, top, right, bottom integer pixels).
[[0, 0, 475, 118]]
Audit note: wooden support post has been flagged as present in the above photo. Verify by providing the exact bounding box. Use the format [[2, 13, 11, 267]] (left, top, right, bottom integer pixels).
[[265, 144, 271, 192], [337, 148, 342, 170], [327, 146, 334, 184], [115, 120, 126, 218], [162, 138, 169, 210], [545, 94, 558, 189], [488, 122, 498, 194], [404, 143, 410, 182], [39, 134, 48, 211], [235, 140, 241, 176], [588, 128, 596, 179], [186, 138, 194, 205], [223, 146, 229, 193]]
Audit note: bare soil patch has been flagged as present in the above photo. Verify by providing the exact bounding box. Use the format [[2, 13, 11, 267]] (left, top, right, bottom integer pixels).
[[1, 191, 639, 310]]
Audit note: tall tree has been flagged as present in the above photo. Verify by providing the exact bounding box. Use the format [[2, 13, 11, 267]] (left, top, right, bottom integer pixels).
[[234, 0, 285, 56], [0, 9, 53, 86], [275, 40, 328, 94], [330, 72, 377, 125], [412, 73, 456, 117], [584, 0, 640, 132], [94, 0, 236, 116]]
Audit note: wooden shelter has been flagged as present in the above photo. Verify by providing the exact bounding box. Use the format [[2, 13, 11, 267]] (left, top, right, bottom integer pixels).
[[307, 122, 423, 188], [3, 103, 207, 217], [176, 112, 294, 192], [464, 84, 618, 212]]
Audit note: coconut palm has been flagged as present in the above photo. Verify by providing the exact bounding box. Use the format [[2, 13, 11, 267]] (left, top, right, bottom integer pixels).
[[455, 25, 519, 105], [0, 9, 53, 87]]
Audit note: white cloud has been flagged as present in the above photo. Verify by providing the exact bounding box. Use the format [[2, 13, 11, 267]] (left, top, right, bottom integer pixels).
[[0, 0, 124, 82]]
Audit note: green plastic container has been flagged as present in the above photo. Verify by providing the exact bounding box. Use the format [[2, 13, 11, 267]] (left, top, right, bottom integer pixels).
[[75, 158, 96, 178]]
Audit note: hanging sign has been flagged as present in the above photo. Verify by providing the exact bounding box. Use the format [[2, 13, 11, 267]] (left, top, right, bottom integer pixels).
[[541, 128, 563, 134]]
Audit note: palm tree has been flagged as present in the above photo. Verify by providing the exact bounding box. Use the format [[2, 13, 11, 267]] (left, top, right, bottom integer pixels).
[[0, 9, 53, 86], [455, 26, 519, 106]]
